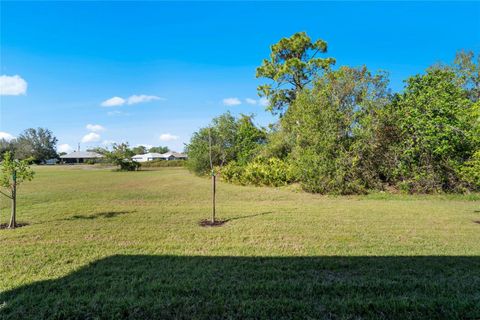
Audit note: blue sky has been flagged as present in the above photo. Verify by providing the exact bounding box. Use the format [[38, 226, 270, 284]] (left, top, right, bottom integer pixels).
[[1, 1, 479, 153]]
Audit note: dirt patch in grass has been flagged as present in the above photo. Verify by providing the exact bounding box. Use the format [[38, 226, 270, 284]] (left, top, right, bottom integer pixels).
[[473, 220, 480, 225], [0, 222, 29, 229], [198, 219, 228, 227]]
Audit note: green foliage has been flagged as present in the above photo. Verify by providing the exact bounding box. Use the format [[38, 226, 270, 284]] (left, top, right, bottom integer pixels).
[[256, 32, 335, 115], [13, 128, 58, 163], [234, 115, 267, 164], [0, 151, 35, 227], [0, 151, 35, 192], [0, 138, 16, 159], [452, 50, 480, 102], [100, 143, 140, 171], [148, 146, 169, 154], [283, 66, 391, 194], [140, 160, 185, 168], [131, 145, 148, 155], [457, 150, 480, 189], [185, 112, 266, 175], [388, 68, 475, 192], [222, 157, 294, 187]]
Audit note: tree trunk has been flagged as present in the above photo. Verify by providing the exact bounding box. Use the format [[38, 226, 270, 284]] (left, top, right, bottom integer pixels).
[[8, 172, 16, 229], [212, 174, 216, 223], [8, 187, 16, 229]]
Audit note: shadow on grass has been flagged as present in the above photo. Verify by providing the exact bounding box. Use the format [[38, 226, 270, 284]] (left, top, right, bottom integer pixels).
[[1, 255, 479, 319], [225, 211, 273, 222], [66, 210, 135, 220]]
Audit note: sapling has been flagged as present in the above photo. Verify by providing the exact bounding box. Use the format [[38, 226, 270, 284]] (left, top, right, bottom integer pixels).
[[0, 152, 35, 229]]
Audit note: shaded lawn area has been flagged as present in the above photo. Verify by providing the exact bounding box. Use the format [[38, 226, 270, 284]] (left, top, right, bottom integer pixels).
[[0, 166, 479, 319], [2, 255, 479, 319], [0, 255, 480, 319]]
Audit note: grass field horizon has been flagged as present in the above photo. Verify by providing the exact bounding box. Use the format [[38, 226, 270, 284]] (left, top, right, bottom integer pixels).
[[1, 166, 479, 319]]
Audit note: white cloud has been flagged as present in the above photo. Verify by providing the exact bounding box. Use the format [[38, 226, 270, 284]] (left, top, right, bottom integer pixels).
[[245, 98, 257, 105], [259, 97, 269, 107], [86, 124, 106, 132], [159, 133, 178, 142], [0, 75, 27, 96], [127, 94, 163, 105], [81, 132, 101, 143], [223, 97, 241, 106], [101, 94, 164, 107], [57, 144, 73, 153], [0, 131, 15, 141], [101, 96, 126, 107]]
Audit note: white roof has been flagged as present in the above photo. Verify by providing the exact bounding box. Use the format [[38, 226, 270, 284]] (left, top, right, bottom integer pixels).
[[159, 151, 187, 158], [132, 153, 164, 159]]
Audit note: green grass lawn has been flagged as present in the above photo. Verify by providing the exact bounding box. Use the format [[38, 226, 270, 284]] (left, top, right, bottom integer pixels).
[[1, 166, 479, 319]]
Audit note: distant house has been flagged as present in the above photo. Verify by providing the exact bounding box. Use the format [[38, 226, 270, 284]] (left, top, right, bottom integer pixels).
[[60, 151, 104, 164], [160, 151, 188, 161], [132, 151, 187, 162], [131, 152, 165, 162]]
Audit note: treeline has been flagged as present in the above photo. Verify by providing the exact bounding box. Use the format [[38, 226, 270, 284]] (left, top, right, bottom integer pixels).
[[0, 128, 58, 163], [0, 128, 171, 168], [186, 32, 479, 194]]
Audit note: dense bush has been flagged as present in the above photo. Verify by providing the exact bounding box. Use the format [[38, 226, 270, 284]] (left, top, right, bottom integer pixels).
[[186, 38, 479, 194], [283, 66, 391, 194], [96, 143, 140, 171], [385, 68, 477, 193], [221, 157, 294, 187], [185, 112, 266, 175], [457, 150, 480, 190]]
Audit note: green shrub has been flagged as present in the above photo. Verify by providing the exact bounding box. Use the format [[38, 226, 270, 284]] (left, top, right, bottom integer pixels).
[[293, 149, 367, 195], [458, 150, 480, 190], [222, 157, 294, 187]]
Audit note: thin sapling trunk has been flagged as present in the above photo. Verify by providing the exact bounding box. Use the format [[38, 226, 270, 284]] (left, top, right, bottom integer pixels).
[[209, 128, 216, 223], [8, 171, 17, 229]]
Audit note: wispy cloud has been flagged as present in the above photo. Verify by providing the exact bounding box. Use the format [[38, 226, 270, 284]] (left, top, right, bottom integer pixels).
[[57, 143, 73, 153], [222, 97, 241, 106], [101, 94, 164, 107], [81, 132, 101, 143], [127, 94, 164, 105], [159, 133, 178, 142], [101, 96, 125, 107], [0, 75, 27, 96], [0, 131, 15, 141], [86, 124, 106, 132], [244, 97, 269, 106]]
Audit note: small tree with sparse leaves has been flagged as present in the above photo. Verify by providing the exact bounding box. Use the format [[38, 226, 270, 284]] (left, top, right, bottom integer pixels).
[[0, 152, 35, 229]]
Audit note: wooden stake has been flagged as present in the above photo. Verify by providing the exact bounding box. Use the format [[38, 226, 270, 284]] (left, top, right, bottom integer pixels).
[[212, 172, 216, 223]]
